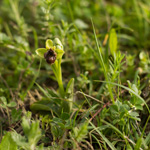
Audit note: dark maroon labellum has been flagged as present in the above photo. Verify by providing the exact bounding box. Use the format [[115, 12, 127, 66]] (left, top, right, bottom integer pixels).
[[44, 49, 57, 64]]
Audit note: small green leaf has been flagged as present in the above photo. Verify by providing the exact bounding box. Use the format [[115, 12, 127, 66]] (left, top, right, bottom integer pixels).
[[36, 48, 47, 58], [109, 28, 117, 56], [46, 39, 53, 49], [7, 102, 16, 107], [0, 104, 7, 109], [0, 96, 7, 105]]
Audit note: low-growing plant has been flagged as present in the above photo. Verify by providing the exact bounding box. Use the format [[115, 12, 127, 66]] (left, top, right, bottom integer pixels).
[[32, 38, 74, 115]]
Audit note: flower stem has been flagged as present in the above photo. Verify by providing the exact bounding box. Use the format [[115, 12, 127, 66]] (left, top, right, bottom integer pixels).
[[58, 65, 65, 97], [52, 59, 65, 98]]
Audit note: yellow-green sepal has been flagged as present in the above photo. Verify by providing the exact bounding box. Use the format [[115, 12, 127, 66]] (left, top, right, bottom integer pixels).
[[36, 48, 47, 58]]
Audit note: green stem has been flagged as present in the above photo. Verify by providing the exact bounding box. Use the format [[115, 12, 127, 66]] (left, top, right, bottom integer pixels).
[[57, 64, 65, 97], [52, 59, 65, 98]]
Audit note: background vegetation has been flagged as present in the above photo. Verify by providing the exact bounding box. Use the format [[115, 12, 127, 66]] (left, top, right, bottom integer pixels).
[[0, 0, 150, 149]]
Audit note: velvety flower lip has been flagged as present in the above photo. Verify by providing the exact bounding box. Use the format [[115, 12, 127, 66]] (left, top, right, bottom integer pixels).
[[44, 48, 57, 64]]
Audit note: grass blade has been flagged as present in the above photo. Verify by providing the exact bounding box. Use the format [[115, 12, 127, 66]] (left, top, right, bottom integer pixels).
[[89, 120, 117, 150]]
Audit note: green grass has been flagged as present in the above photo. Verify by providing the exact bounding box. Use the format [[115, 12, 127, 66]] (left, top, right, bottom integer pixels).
[[0, 0, 150, 149]]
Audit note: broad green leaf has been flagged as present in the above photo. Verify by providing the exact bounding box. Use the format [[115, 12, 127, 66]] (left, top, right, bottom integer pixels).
[[46, 39, 53, 49], [30, 100, 52, 111], [109, 28, 117, 56], [30, 100, 60, 116], [36, 48, 47, 58], [0, 132, 17, 150]]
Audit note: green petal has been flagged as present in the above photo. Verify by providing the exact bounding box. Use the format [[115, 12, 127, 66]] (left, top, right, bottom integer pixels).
[[54, 38, 63, 47], [56, 45, 63, 50], [46, 39, 53, 49], [55, 49, 64, 59], [36, 48, 47, 58]]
